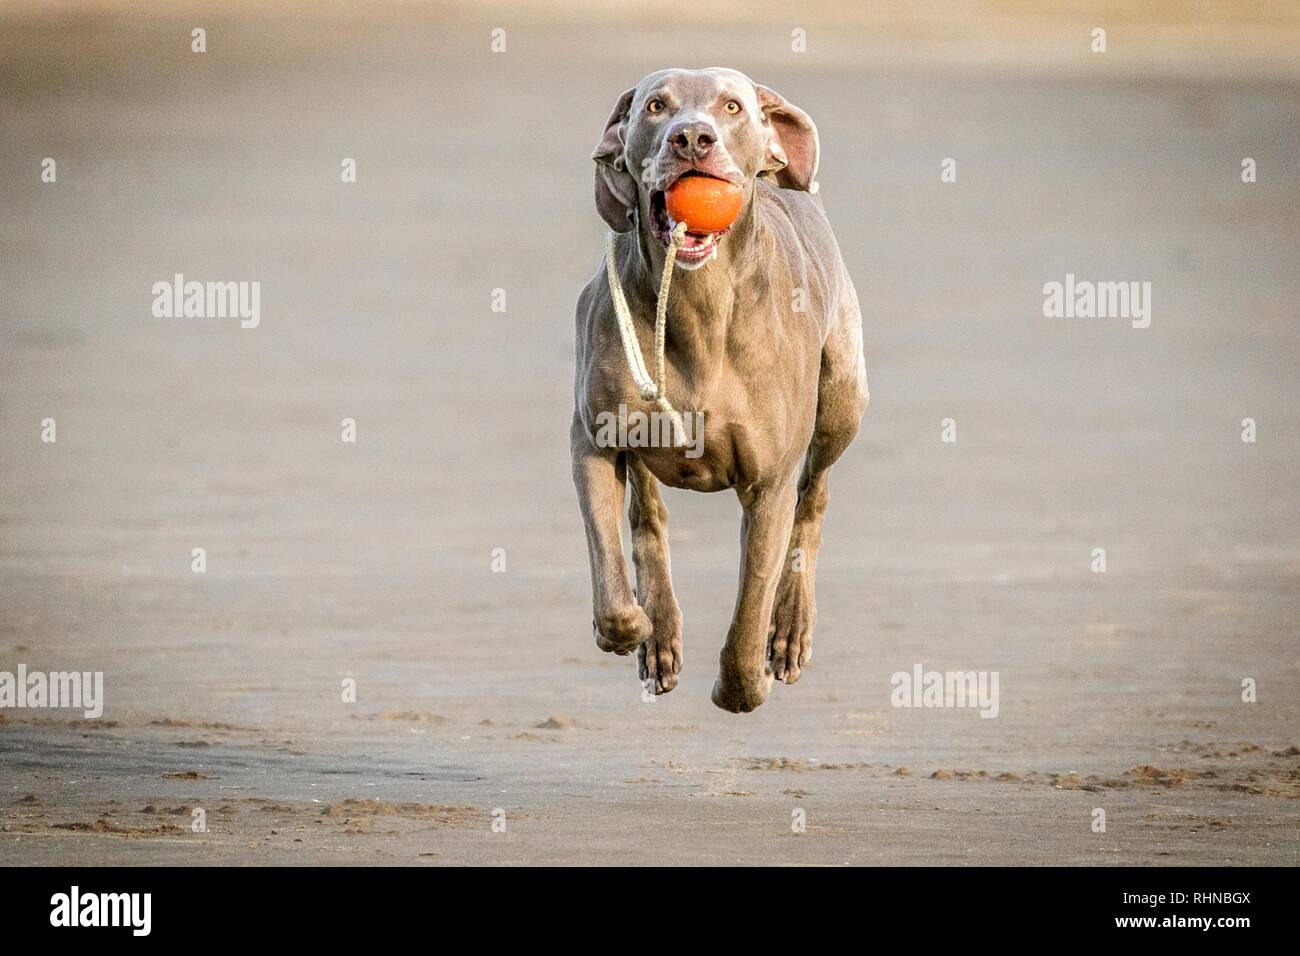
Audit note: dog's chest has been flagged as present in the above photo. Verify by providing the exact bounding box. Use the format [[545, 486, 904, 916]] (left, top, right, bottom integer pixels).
[[637, 416, 753, 492], [584, 381, 787, 493]]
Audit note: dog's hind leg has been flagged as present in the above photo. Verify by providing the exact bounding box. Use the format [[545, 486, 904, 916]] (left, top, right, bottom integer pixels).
[[627, 454, 682, 694], [712, 479, 798, 712], [572, 416, 652, 656], [769, 296, 869, 684]]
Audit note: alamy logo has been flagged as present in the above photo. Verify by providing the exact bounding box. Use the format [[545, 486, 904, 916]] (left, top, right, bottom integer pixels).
[[1042, 273, 1151, 328], [50, 886, 151, 936], [152, 273, 261, 328], [593, 404, 705, 459], [890, 664, 999, 718], [0, 665, 104, 718]]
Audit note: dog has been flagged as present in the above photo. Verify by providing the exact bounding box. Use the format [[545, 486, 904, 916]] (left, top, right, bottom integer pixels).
[[571, 68, 868, 713]]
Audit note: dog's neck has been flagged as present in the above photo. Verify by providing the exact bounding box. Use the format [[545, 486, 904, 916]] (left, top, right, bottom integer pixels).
[[620, 191, 771, 378]]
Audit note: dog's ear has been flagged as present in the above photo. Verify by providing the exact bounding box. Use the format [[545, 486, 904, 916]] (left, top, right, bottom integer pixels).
[[755, 85, 820, 192], [592, 87, 639, 232]]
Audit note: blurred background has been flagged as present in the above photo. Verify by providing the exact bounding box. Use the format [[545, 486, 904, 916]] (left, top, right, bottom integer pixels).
[[1, 0, 1297, 864]]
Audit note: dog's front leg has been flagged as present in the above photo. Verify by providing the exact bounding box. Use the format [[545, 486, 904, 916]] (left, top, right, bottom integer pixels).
[[712, 480, 798, 713], [627, 454, 682, 694], [571, 416, 652, 656]]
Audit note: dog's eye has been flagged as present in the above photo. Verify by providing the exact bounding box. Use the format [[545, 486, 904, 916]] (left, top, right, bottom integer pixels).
[[724, 100, 742, 115], [646, 98, 665, 114]]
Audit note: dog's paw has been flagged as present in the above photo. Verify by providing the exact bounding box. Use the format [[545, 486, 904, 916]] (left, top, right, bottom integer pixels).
[[593, 605, 652, 656], [637, 606, 682, 695], [710, 665, 773, 713], [769, 576, 816, 684]]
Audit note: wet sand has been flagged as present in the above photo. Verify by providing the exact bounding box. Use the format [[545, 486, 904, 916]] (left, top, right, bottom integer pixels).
[[1, 1, 1298, 864]]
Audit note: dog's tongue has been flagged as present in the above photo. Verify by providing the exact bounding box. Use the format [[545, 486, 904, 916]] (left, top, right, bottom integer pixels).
[[679, 231, 712, 250]]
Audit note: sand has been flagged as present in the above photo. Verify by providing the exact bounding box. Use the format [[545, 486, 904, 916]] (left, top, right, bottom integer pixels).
[[1, 1, 1297, 865]]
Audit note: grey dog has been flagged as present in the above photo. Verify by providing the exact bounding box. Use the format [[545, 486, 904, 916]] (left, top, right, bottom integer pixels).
[[571, 68, 868, 713]]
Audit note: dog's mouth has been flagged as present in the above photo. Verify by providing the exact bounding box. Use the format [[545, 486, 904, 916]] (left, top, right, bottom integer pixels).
[[649, 172, 735, 263]]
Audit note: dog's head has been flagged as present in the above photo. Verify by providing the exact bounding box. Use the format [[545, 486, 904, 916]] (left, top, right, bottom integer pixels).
[[592, 68, 819, 269]]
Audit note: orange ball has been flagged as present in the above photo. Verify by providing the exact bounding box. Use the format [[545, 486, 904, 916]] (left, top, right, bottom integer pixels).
[[665, 176, 743, 233]]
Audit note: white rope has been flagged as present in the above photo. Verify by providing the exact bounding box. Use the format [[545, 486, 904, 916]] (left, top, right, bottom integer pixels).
[[605, 221, 690, 446]]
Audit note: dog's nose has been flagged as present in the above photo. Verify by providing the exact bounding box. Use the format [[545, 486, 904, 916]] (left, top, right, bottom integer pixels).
[[668, 121, 717, 161]]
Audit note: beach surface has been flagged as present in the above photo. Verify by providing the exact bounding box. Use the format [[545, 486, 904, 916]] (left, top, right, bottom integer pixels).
[[1, 0, 1297, 864]]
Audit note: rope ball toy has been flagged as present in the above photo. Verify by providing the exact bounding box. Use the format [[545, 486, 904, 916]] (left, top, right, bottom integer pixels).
[[605, 176, 744, 447]]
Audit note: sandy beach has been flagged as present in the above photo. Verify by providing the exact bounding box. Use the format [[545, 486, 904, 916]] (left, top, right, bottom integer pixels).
[[1, 0, 1297, 865]]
